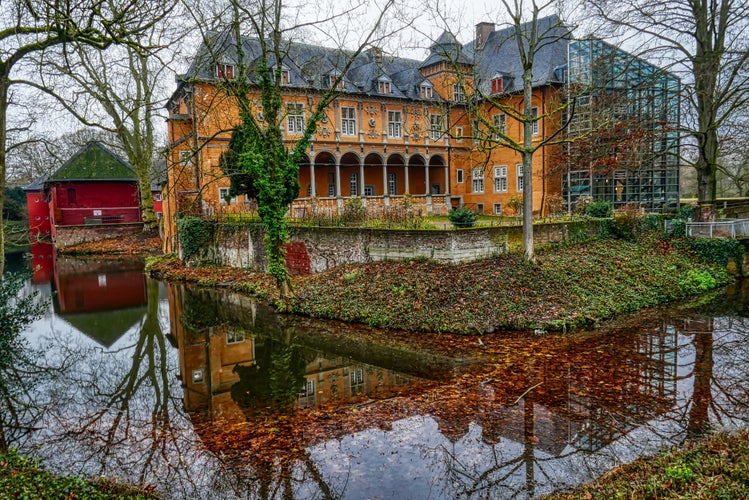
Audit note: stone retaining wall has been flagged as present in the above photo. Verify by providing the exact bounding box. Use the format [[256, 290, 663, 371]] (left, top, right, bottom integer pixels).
[[186, 220, 604, 275], [54, 223, 143, 248]]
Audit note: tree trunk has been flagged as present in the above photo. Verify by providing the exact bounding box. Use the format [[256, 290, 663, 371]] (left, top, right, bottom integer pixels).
[[522, 66, 535, 262], [0, 77, 8, 276]]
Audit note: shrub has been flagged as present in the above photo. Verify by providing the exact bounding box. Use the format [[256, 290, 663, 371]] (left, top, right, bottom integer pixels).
[[680, 270, 717, 293], [612, 204, 644, 240], [573, 195, 593, 215], [342, 197, 366, 223], [545, 193, 564, 216], [448, 207, 477, 228], [506, 196, 522, 215], [585, 200, 612, 218]]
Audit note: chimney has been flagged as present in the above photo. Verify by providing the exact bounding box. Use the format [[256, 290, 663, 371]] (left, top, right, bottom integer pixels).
[[369, 46, 383, 64], [476, 22, 495, 48]]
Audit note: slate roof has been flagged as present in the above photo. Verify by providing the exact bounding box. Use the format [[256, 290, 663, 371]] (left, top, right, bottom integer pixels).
[[48, 142, 136, 182], [464, 15, 571, 95], [174, 15, 571, 104]]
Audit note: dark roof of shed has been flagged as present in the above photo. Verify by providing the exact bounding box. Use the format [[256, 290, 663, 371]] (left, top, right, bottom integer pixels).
[[48, 142, 136, 182]]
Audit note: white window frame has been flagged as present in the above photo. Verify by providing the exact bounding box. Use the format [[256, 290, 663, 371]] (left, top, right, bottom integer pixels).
[[286, 103, 305, 135], [516, 163, 524, 192], [378, 79, 391, 94], [364, 185, 375, 196], [472, 168, 484, 193], [490, 75, 503, 94], [387, 110, 402, 138], [226, 330, 245, 344], [215, 64, 234, 79], [218, 187, 237, 204], [493, 113, 506, 139], [387, 172, 397, 195], [453, 84, 466, 103], [456, 169, 464, 183], [454, 126, 464, 142], [532, 107, 539, 136], [494, 203, 502, 215], [281, 69, 290, 85], [341, 106, 357, 136], [349, 172, 359, 196], [494, 166, 508, 193], [429, 114, 444, 141], [420, 84, 433, 99]]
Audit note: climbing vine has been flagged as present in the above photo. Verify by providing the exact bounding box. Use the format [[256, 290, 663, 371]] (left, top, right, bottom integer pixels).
[[177, 216, 215, 261]]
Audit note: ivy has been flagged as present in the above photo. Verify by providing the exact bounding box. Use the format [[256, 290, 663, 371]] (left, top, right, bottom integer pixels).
[[679, 238, 745, 268], [177, 216, 215, 261]]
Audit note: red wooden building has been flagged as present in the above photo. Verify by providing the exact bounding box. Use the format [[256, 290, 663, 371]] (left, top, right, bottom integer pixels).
[[24, 142, 142, 242]]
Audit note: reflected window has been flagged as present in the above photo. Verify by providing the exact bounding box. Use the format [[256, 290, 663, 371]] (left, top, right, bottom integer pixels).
[[192, 369, 204, 384], [226, 330, 245, 344]]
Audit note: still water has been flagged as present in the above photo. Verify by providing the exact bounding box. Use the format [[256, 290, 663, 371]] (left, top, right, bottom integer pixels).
[[4, 245, 749, 499]]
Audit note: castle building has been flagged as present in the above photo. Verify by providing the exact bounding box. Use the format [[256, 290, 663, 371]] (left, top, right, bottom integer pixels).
[[163, 16, 679, 251]]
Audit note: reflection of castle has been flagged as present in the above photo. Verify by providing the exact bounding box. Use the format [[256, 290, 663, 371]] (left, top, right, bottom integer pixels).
[[168, 285, 422, 422]]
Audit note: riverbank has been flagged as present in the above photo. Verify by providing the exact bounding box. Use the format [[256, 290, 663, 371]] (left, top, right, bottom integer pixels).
[[148, 234, 736, 333], [545, 429, 749, 499]]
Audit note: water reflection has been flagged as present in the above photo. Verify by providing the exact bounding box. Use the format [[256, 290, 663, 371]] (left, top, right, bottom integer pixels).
[[6, 253, 749, 499]]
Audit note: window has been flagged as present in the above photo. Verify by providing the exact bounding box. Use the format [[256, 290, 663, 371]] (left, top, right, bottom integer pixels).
[[494, 166, 508, 193], [387, 110, 402, 138], [491, 75, 503, 94], [192, 369, 204, 384], [378, 79, 391, 94], [300, 379, 315, 397], [429, 114, 444, 141], [281, 69, 290, 85], [226, 331, 245, 344], [179, 150, 192, 165], [532, 107, 539, 136], [456, 169, 464, 183], [325, 74, 343, 89], [152, 193, 161, 201], [493, 113, 506, 139], [516, 164, 524, 192], [286, 103, 305, 134], [431, 184, 441, 195], [453, 84, 466, 102], [420, 83, 433, 99], [494, 203, 502, 215], [387, 172, 397, 195], [215, 64, 234, 79], [219, 187, 237, 203], [477, 203, 484, 215], [455, 126, 464, 142], [350, 368, 364, 386], [341, 106, 357, 136], [364, 185, 375, 196], [328, 172, 336, 197], [349, 172, 359, 196], [472, 168, 484, 193]]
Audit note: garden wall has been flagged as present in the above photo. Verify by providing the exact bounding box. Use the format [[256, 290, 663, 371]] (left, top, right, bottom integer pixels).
[[54, 223, 143, 248], [185, 220, 605, 275]]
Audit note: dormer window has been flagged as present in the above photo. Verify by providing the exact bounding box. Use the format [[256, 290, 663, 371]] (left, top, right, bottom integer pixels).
[[490, 74, 503, 94], [420, 83, 433, 99], [281, 69, 290, 85], [216, 64, 234, 79], [325, 74, 344, 90], [378, 78, 391, 94]]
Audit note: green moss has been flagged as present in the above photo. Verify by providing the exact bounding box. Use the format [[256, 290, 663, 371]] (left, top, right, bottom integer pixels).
[[50, 143, 135, 181]]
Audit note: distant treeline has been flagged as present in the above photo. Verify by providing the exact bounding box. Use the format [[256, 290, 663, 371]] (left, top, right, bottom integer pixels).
[[3, 187, 26, 221]]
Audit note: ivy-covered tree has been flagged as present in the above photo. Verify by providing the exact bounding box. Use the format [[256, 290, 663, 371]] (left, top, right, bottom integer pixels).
[[205, 0, 397, 301]]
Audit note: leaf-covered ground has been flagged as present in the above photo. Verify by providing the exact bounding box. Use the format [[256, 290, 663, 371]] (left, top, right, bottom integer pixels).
[[148, 235, 733, 334], [60, 230, 163, 256], [292, 236, 733, 333]]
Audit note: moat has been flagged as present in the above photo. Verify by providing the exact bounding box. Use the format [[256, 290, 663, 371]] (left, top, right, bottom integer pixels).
[[4, 247, 749, 499]]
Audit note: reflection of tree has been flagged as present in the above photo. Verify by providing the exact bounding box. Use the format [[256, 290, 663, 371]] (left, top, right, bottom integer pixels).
[[230, 328, 307, 415], [0, 271, 47, 452]]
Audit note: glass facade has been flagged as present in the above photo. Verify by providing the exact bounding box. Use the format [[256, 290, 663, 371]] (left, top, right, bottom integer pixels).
[[564, 39, 680, 212]]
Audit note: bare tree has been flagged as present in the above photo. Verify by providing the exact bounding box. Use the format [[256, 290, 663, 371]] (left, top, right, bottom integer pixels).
[[583, 0, 749, 221], [28, 18, 186, 231], [0, 0, 175, 274]]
